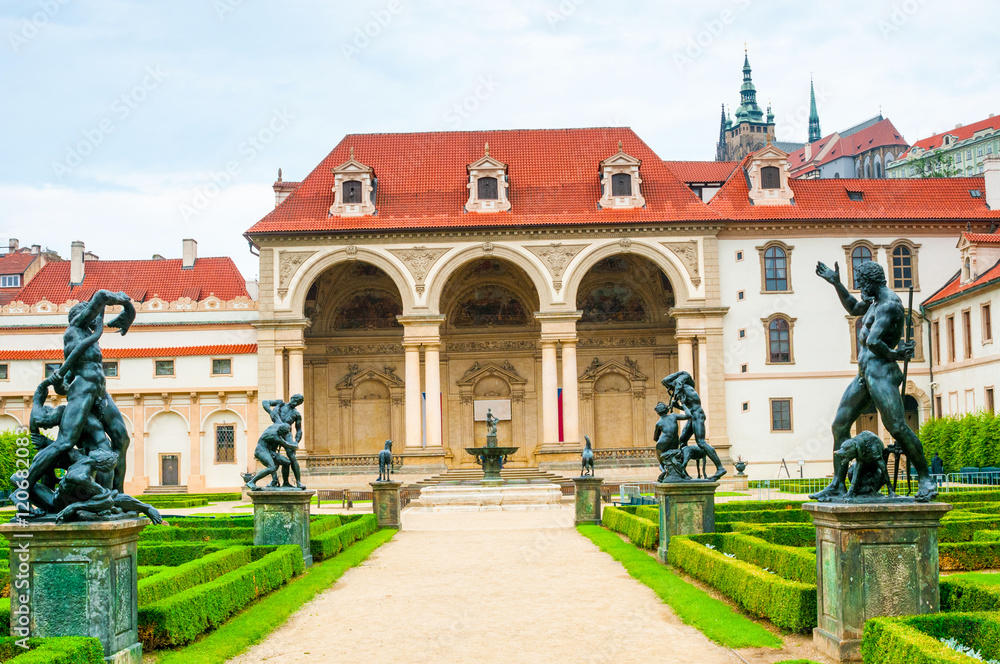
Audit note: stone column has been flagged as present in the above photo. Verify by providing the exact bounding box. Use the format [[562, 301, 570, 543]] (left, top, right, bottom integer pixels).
[[804, 501, 952, 662], [424, 342, 443, 448], [287, 345, 306, 451], [0, 519, 149, 663], [561, 339, 580, 445], [371, 481, 403, 528], [274, 348, 286, 402], [654, 481, 719, 563], [540, 341, 559, 445], [676, 335, 695, 375], [250, 489, 317, 567], [403, 341, 423, 449], [697, 335, 710, 423], [125, 395, 148, 495], [187, 396, 206, 492], [573, 476, 603, 525]]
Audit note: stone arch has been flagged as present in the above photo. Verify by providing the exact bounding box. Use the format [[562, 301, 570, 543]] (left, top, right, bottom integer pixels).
[[200, 407, 246, 431], [146, 407, 188, 430], [425, 244, 553, 312], [287, 247, 415, 319], [563, 240, 693, 309], [905, 380, 931, 429], [0, 413, 23, 429], [145, 410, 188, 487]]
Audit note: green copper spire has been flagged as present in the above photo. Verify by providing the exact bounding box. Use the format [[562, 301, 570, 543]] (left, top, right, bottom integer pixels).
[[808, 76, 821, 143], [735, 48, 764, 123]]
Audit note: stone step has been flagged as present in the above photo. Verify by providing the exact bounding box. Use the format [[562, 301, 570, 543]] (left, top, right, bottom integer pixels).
[[143, 486, 189, 494], [413, 468, 574, 489]]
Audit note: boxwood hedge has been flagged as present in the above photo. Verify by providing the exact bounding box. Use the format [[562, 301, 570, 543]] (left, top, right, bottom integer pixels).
[[601, 506, 658, 550], [138, 547, 251, 605], [310, 514, 377, 562], [0, 637, 104, 664], [862, 612, 1000, 664], [690, 532, 816, 584]]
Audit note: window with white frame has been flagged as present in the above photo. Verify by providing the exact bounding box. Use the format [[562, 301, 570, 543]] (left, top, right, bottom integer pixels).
[[0, 275, 20, 288]]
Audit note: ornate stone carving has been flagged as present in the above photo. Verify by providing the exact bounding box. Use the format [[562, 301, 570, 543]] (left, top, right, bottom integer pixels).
[[460, 395, 474, 405], [447, 340, 536, 352], [340, 398, 352, 407], [325, 343, 404, 355], [482, 241, 494, 255], [461, 359, 523, 382], [277, 251, 316, 298], [581, 357, 603, 380], [525, 243, 586, 282], [619, 238, 632, 252], [662, 240, 701, 287], [339, 364, 360, 388], [577, 336, 657, 349], [624, 356, 641, 377], [389, 246, 448, 289], [345, 245, 358, 260]]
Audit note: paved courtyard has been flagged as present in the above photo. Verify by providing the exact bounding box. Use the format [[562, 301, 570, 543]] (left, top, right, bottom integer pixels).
[[228, 506, 739, 664]]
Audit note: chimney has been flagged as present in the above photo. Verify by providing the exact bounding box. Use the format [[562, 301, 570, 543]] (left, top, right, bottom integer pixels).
[[985, 155, 1000, 211], [8, 239, 18, 253], [182, 238, 197, 269], [31, 244, 40, 254], [70, 241, 85, 285]]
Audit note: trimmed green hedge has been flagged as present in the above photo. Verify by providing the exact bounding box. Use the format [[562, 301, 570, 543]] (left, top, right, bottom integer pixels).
[[941, 578, 1000, 612], [137, 566, 170, 580], [0, 637, 104, 664], [729, 523, 816, 548], [716, 499, 805, 512], [716, 509, 812, 524], [862, 612, 1000, 664], [667, 536, 816, 632], [141, 497, 208, 508], [942, 491, 1000, 504], [139, 526, 254, 542], [601, 506, 658, 550], [939, 541, 1000, 571], [138, 547, 251, 605], [310, 515, 377, 562], [138, 544, 305, 648], [939, 517, 1000, 543], [310, 515, 343, 538], [691, 532, 816, 584], [137, 543, 237, 566], [166, 517, 253, 528]]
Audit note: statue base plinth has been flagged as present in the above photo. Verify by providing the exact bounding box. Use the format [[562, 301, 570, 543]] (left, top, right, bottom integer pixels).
[[370, 481, 402, 529], [249, 489, 316, 566], [803, 501, 952, 662], [573, 477, 604, 525], [0, 518, 148, 662], [653, 481, 719, 563]]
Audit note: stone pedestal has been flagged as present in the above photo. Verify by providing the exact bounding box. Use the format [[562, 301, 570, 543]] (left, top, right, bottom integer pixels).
[[653, 481, 719, 563], [0, 518, 148, 664], [573, 476, 604, 525], [371, 481, 402, 528], [803, 501, 952, 662], [733, 472, 749, 492], [249, 489, 315, 567]]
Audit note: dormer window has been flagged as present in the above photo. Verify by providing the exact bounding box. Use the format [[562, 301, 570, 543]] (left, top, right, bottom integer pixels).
[[329, 146, 376, 217], [466, 143, 510, 213], [746, 144, 794, 206], [761, 166, 780, 189], [599, 142, 645, 210]]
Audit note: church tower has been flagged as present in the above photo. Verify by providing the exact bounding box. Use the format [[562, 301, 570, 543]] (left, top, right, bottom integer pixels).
[[715, 49, 777, 161], [808, 76, 822, 143]]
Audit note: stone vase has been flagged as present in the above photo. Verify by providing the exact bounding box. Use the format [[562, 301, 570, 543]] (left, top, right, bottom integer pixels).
[[0, 518, 149, 664], [249, 489, 316, 567], [803, 501, 952, 662]]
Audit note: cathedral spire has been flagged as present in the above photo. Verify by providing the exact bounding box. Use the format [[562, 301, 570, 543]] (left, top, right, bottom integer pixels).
[[808, 75, 821, 143], [716, 103, 728, 162], [736, 48, 763, 123]]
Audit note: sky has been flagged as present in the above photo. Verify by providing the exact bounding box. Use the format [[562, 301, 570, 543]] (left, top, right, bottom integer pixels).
[[1, 0, 998, 281]]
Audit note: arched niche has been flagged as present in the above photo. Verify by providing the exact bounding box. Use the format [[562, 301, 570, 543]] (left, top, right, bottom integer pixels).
[[562, 240, 692, 309], [456, 361, 528, 466], [439, 258, 540, 334], [425, 245, 552, 313], [145, 411, 188, 487], [578, 358, 648, 449], [335, 365, 404, 455]]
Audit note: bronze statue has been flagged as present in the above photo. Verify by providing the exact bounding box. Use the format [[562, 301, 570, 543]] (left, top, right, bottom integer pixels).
[[839, 431, 896, 501], [242, 422, 296, 490], [262, 395, 305, 489], [581, 436, 595, 476], [377, 439, 393, 481], [13, 291, 160, 522], [485, 408, 498, 437], [660, 371, 726, 481], [810, 260, 936, 502]]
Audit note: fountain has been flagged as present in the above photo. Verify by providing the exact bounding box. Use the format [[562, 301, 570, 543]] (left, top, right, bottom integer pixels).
[[418, 408, 561, 511]]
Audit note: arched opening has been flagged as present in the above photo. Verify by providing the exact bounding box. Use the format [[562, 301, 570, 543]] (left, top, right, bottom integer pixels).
[[575, 255, 677, 450], [146, 411, 188, 487], [202, 409, 246, 486], [440, 258, 540, 466], [303, 261, 405, 458]]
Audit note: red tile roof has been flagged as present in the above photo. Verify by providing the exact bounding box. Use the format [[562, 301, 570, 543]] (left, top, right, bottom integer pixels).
[[0, 289, 21, 306], [11, 257, 249, 305], [246, 128, 719, 235], [662, 161, 739, 184], [923, 261, 1000, 307], [710, 160, 1000, 221], [964, 232, 1000, 243], [903, 115, 1000, 158], [0, 344, 257, 361], [0, 252, 38, 275], [787, 118, 908, 176]]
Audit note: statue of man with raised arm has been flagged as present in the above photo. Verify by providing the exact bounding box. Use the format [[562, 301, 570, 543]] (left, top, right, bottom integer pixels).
[[810, 260, 936, 503]]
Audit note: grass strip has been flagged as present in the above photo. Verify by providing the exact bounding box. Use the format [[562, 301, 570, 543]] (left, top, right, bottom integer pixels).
[[154, 528, 396, 664], [577, 525, 781, 649]]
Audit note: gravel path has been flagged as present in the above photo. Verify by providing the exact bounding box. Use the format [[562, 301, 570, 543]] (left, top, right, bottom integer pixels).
[[228, 507, 738, 664]]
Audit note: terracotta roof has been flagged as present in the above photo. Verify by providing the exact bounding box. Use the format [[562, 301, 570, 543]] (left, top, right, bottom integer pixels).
[[0, 252, 37, 275], [902, 115, 1000, 158], [662, 161, 739, 184], [273, 181, 301, 190], [964, 232, 1000, 243], [923, 261, 1000, 307], [11, 257, 249, 305], [787, 118, 908, 176], [246, 128, 719, 234], [0, 289, 21, 306], [0, 344, 257, 361], [710, 161, 1000, 220]]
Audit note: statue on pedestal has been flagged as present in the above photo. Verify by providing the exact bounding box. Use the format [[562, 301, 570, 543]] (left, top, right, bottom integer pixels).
[[810, 261, 936, 503], [654, 372, 726, 482], [377, 439, 393, 481], [485, 408, 498, 437], [12, 291, 161, 523], [581, 436, 595, 477]]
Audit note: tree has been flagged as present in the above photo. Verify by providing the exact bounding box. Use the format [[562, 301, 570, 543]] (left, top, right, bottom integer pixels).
[[903, 148, 962, 178]]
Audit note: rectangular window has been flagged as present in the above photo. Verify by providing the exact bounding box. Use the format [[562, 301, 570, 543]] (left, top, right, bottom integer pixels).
[[983, 303, 993, 343], [742, 401, 750, 412], [740, 363, 748, 373], [987, 388, 996, 414], [211, 358, 232, 376], [735, 250, 744, 262], [966, 389, 976, 413], [770, 398, 792, 432], [102, 361, 118, 377], [215, 424, 236, 463], [947, 315, 956, 363], [963, 309, 973, 359], [0, 275, 20, 288], [932, 320, 941, 365], [988, 145, 994, 155], [611, 173, 632, 197], [935, 394, 943, 418], [44, 362, 61, 378], [761, 166, 780, 189], [978, 147, 984, 157], [155, 359, 175, 376], [737, 290, 745, 301], [0, 363, 7, 380], [967, 150, 973, 160]]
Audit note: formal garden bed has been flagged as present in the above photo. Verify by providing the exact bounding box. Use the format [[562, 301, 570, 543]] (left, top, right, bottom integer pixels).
[[0, 512, 387, 662]]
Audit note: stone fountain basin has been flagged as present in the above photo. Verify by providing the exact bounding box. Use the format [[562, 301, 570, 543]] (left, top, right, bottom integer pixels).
[[465, 446, 519, 456]]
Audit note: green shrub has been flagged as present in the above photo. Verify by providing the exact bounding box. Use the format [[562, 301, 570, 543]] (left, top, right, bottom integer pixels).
[[137, 543, 234, 566], [729, 523, 816, 547], [0, 636, 104, 663], [941, 578, 1000, 612], [691, 532, 816, 584], [939, 517, 1000, 543], [0, 597, 8, 637], [310, 515, 343, 537], [921, 411, 1000, 472], [137, 566, 170, 580], [601, 506, 658, 550], [716, 509, 812, 524], [165, 517, 253, 528], [939, 541, 1000, 571], [667, 536, 816, 632], [942, 491, 1000, 504], [716, 499, 805, 512], [634, 505, 658, 522], [139, 526, 254, 542], [310, 515, 378, 562], [0, 429, 36, 494], [138, 547, 251, 605], [138, 544, 304, 648], [862, 613, 1000, 664]]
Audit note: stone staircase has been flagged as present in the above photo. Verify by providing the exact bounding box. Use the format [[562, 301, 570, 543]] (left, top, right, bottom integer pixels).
[[411, 468, 575, 490], [143, 485, 189, 495]]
